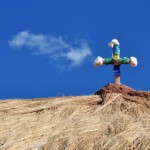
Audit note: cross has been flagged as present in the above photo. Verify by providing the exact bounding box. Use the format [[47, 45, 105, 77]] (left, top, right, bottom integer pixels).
[[94, 39, 137, 84]]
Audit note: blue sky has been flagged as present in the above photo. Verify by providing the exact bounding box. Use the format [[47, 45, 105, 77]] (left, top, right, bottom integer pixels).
[[0, 0, 150, 99]]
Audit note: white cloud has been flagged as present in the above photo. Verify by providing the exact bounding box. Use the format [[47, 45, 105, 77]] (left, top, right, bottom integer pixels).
[[65, 44, 92, 67], [9, 31, 92, 68]]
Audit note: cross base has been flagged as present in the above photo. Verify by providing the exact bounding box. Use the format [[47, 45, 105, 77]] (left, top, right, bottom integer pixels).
[[113, 64, 121, 84], [115, 75, 121, 84]]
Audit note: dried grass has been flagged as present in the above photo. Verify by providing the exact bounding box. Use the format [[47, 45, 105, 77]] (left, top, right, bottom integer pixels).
[[0, 94, 150, 150]]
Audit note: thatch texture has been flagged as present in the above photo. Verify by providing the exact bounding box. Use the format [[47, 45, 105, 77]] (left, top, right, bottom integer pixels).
[[0, 84, 150, 150]]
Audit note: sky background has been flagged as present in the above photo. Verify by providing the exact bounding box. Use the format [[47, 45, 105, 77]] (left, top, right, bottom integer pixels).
[[0, 0, 149, 99]]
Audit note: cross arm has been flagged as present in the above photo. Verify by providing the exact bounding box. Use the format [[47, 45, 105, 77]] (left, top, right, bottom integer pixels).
[[94, 56, 137, 66], [103, 57, 129, 65]]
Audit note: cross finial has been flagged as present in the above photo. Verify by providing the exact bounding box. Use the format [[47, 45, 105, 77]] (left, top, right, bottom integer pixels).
[[94, 39, 137, 84]]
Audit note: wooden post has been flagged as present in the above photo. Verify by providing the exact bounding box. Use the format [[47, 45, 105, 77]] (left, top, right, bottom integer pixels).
[[115, 75, 121, 84], [113, 64, 121, 84]]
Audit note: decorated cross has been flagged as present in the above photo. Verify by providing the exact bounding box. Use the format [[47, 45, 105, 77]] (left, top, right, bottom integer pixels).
[[94, 39, 138, 84]]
